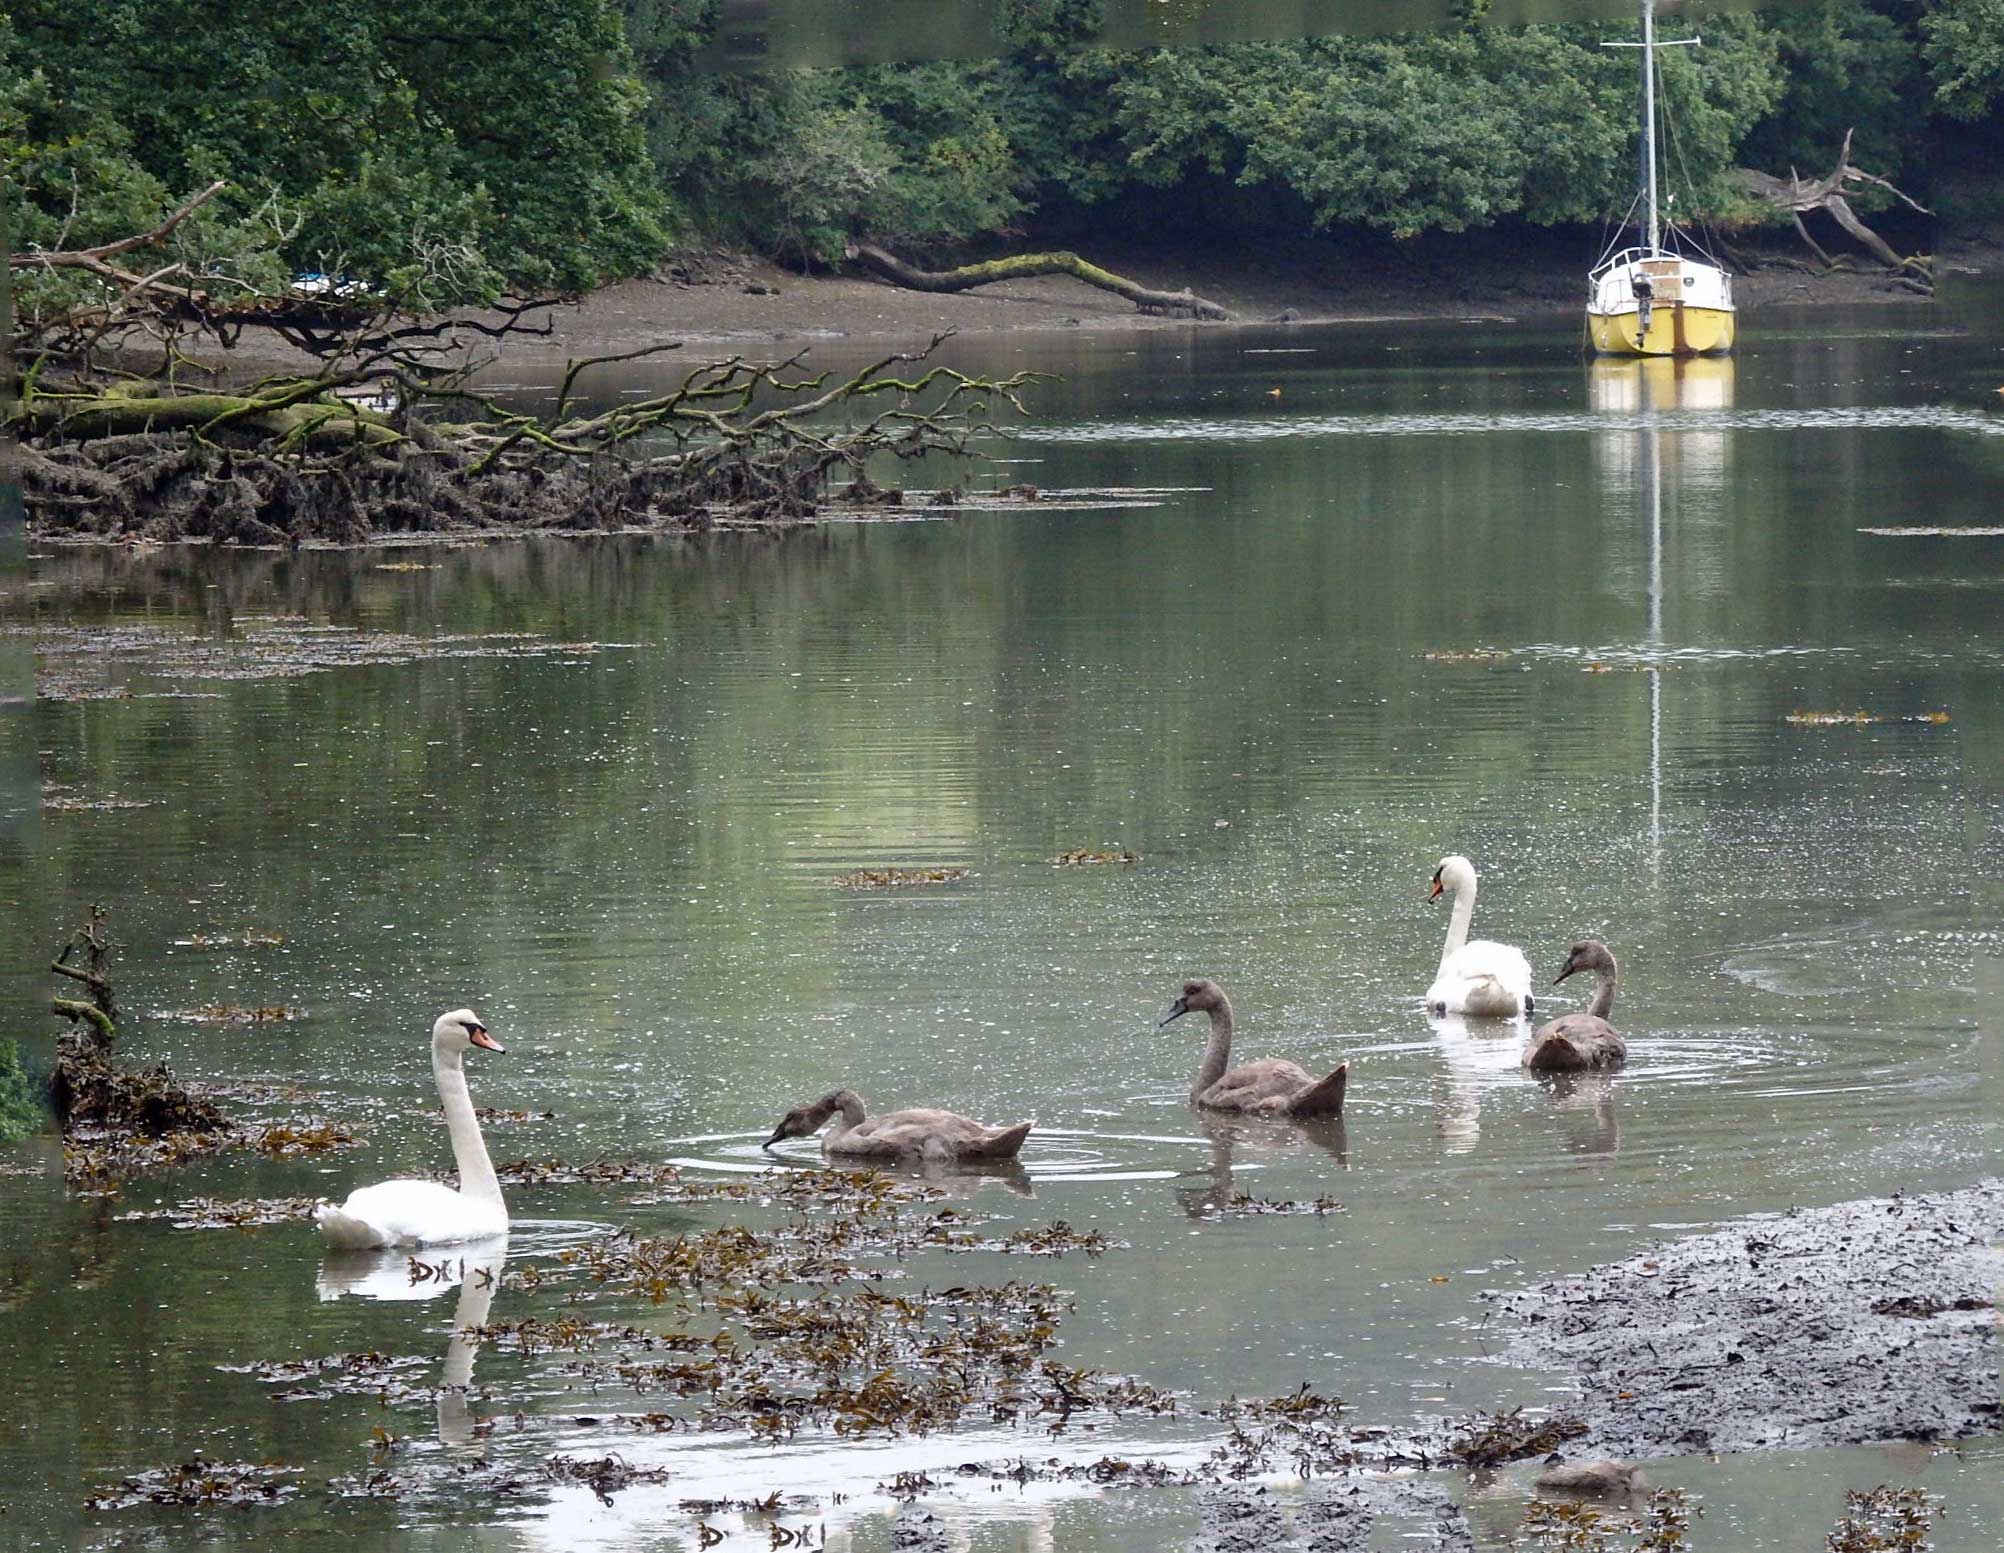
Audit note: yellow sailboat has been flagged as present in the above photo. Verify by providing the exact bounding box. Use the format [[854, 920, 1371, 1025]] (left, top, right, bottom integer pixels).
[[1586, 0, 1735, 358]]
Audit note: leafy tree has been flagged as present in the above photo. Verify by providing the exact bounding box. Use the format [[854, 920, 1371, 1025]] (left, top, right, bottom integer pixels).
[[1918, 0, 2004, 121]]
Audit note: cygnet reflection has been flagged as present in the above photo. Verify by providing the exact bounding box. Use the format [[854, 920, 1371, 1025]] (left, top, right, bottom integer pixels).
[[1175, 1109, 1349, 1220]]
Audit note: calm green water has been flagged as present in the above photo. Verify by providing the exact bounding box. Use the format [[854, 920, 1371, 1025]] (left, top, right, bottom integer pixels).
[[2, 298, 2001, 1551]]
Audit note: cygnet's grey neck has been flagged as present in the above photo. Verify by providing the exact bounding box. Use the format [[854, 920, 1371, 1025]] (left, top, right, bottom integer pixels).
[[1192, 999, 1236, 1099]]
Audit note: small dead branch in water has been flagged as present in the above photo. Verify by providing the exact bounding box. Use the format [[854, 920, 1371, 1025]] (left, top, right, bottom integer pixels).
[[84, 1456, 302, 1511], [1052, 848, 1139, 866], [1448, 1406, 1587, 1467], [1423, 649, 1512, 663], [41, 787, 154, 812], [836, 867, 970, 888]]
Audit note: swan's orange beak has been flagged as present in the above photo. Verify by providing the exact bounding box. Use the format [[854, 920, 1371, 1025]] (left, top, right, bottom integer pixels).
[[469, 1025, 503, 1053], [1428, 876, 1444, 901]]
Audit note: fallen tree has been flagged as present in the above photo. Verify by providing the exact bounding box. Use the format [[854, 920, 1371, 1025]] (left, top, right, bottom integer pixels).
[[10, 187, 1040, 543], [848, 241, 1232, 320], [1733, 130, 1935, 294]]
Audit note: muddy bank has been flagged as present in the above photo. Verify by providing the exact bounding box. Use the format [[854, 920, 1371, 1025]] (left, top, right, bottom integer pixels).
[[519, 227, 1960, 358], [1494, 1180, 2003, 1459]]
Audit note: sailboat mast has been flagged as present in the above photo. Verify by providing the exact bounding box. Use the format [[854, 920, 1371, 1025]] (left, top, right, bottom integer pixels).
[[1641, 0, 1659, 251]]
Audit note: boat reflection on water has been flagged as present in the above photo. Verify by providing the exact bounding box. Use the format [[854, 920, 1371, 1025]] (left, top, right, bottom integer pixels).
[[1588, 354, 1735, 871]]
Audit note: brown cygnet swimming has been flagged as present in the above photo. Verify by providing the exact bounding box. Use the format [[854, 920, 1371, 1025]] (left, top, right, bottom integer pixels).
[[1524, 940, 1627, 1071], [763, 1089, 1032, 1162], [1159, 979, 1348, 1117]]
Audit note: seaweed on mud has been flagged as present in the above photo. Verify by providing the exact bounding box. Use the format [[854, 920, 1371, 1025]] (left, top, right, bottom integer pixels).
[[1448, 1407, 1589, 1467], [835, 867, 971, 888], [1215, 1383, 1345, 1423], [84, 1457, 303, 1511]]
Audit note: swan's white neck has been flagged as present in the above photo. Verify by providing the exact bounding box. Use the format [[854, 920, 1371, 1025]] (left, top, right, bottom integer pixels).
[[1438, 878, 1476, 975], [1192, 1002, 1235, 1101], [434, 1043, 504, 1209]]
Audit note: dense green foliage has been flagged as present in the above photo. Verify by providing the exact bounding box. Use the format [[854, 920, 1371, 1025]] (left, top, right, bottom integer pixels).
[[4, 0, 666, 313], [628, 0, 1998, 260], [4, 0, 1999, 308]]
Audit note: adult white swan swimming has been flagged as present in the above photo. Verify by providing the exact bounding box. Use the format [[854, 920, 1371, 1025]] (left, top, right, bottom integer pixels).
[[1425, 855, 1535, 1019], [315, 1009, 508, 1249]]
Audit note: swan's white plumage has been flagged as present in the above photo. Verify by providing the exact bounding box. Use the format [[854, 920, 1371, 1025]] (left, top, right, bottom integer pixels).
[[315, 1181, 506, 1250], [1426, 855, 1534, 1018], [314, 1008, 508, 1249]]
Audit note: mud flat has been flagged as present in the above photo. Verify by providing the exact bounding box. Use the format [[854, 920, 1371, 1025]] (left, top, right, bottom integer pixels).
[[1494, 1180, 2003, 1459]]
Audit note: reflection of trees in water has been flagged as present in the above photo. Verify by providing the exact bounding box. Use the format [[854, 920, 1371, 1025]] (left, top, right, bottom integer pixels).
[[1174, 1108, 1348, 1220]]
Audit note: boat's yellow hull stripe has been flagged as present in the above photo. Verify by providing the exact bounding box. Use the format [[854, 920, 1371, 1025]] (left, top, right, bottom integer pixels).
[[1587, 303, 1735, 357]]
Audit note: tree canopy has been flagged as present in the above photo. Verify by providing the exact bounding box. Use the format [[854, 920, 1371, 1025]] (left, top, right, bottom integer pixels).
[[4, 0, 1998, 308]]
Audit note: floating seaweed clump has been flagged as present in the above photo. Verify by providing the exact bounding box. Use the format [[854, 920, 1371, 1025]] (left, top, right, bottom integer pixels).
[[158, 1003, 305, 1025], [1785, 710, 1950, 726], [219, 1350, 431, 1403], [84, 1457, 302, 1511], [836, 867, 971, 888], [254, 1119, 356, 1156], [1521, 1487, 1696, 1551], [1826, 1485, 1940, 1553], [172, 930, 286, 949], [1449, 1406, 1588, 1467], [1052, 848, 1140, 866], [544, 1453, 671, 1506], [1424, 649, 1512, 663], [1201, 1191, 1344, 1218], [42, 787, 155, 812], [115, 1195, 320, 1230]]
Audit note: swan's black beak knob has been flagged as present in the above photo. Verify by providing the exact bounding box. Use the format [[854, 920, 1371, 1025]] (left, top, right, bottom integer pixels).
[[1158, 997, 1190, 1028]]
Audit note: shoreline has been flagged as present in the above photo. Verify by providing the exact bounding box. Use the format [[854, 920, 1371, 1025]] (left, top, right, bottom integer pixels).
[[499, 230, 1968, 359]]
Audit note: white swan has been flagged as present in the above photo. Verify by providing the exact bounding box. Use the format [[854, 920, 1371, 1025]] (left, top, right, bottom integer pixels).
[[315, 1009, 508, 1249], [1425, 855, 1534, 1018]]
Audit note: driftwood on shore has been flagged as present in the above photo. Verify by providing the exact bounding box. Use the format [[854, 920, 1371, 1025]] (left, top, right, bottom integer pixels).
[[1734, 130, 1934, 294], [9, 185, 1041, 543], [848, 241, 1232, 320]]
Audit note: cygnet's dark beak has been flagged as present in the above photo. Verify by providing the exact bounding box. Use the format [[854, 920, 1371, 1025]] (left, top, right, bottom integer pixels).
[[761, 1127, 786, 1149], [1552, 961, 1580, 986], [1158, 997, 1191, 1029]]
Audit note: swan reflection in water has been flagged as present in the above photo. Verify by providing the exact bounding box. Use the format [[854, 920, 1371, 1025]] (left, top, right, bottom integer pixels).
[[317, 1236, 507, 1446], [1428, 1012, 1622, 1163], [1174, 1109, 1349, 1220], [1427, 1010, 1528, 1152]]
